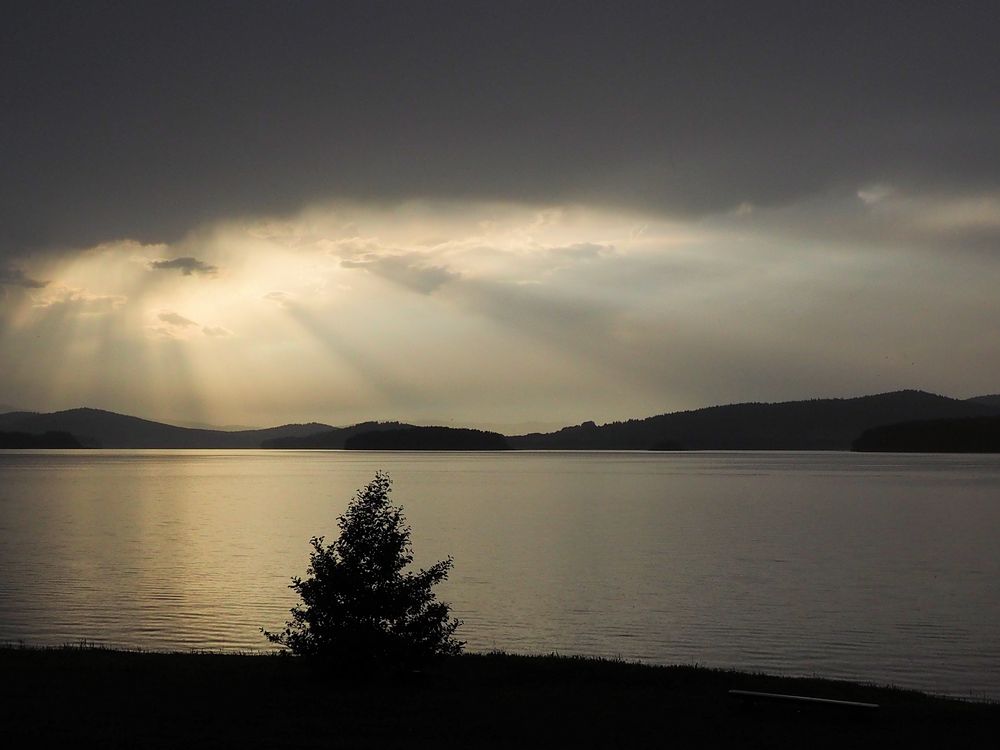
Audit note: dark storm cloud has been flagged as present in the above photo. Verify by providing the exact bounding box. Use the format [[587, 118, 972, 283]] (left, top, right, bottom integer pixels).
[[0, 267, 48, 288], [2, 1, 997, 260], [148, 257, 218, 276]]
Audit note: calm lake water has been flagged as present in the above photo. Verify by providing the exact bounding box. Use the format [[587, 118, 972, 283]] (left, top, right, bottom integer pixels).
[[1, 450, 999, 698]]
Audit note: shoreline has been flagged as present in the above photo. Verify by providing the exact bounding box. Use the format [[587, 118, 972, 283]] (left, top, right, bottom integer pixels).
[[3, 645, 996, 748]]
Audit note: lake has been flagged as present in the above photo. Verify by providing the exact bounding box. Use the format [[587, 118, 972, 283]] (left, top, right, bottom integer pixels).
[[1, 450, 999, 698]]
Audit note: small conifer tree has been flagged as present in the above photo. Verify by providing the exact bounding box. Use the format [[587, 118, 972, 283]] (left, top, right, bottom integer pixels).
[[263, 472, 463, 662]]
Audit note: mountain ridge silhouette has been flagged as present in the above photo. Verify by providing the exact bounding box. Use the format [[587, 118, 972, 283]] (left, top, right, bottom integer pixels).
[[0, 407, 334, 449], [2, 390, 998, 450]]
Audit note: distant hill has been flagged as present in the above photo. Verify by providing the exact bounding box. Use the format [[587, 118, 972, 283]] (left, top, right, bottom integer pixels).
[[344, 426, 509, 451], [648, 439, 685, 451], [853, 416, 1000, 453], [0, 431, 82, 449], [3, 389, 999, 450], [260, 422, 413, 449], [175, 420, 260, 431], [508, 391, 1000, 451], [967, 394, 1000, 409], [0, 408, 333, 449]]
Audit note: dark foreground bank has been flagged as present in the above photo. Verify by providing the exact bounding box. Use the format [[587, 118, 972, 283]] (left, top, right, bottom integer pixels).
[[1, 647, 996, 749]]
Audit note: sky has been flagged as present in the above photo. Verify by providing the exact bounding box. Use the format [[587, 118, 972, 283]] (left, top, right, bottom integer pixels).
[[1, 1, 998, 431]]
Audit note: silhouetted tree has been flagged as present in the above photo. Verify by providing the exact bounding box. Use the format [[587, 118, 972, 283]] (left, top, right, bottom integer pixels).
[[263, 472, 463, 663]]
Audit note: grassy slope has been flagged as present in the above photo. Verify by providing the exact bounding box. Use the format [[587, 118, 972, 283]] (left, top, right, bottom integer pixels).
[[1, 647, 996, 749]]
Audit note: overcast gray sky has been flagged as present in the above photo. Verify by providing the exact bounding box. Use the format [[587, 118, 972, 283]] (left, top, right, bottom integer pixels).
[[1, 1, 998, 429]]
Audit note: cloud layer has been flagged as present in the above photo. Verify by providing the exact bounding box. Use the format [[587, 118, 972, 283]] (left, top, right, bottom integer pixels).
[[149, 257, 218, 276], [0, 267, 48, 288], [2, 201, 996, 428], [2, 2, 997, 259], [1, 4, 997, 427]]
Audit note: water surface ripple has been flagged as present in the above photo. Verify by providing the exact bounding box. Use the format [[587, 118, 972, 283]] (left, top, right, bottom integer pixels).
[[1, 450, 998, 698]]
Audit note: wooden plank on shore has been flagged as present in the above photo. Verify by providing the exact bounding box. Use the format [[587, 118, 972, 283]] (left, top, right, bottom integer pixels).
[[729, 689, 880, 710]]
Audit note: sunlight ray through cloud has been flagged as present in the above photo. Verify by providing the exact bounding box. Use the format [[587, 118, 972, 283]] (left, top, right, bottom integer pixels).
[[0, 196, 998, 428]]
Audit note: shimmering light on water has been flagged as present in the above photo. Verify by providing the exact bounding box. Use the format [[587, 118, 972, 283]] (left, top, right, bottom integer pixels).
[[1, 450, 999, 699]]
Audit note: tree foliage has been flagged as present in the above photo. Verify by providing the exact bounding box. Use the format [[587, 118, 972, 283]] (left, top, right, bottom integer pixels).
[[263, 472, 463, 663]]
